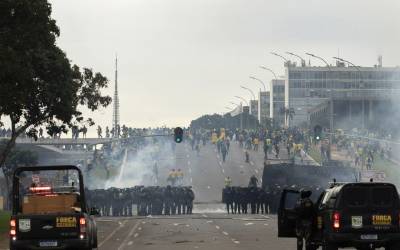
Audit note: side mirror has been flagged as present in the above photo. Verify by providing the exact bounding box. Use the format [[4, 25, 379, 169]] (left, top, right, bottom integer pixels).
[[90, 207, 100, 216]]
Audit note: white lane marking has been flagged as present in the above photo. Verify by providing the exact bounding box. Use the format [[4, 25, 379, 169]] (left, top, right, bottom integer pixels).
[[187, 154, 190, 158], [250, 161, 254, 166], [233, 240, 240, 244], [190, 178, 193, 183], [117, 220, 141, 250], [189, 168, 192, 173], [255, 169, 259, 174], [215, 225, 220, 230], [98, 220, 127, 247], [219, 161, 222, 165], [202, 214, 208, 218], [188, 161, 191, 165], [134, 233, 139, 238], [138, 227, 142, 231], [222, 169, 225, 173], [244, 222, 254, 226], [207, 186, 211, 189], [222, 231, 229, 236], [217, 155, 220, 159], [128, 241, 133, 246], [206, 220, 213, 223]]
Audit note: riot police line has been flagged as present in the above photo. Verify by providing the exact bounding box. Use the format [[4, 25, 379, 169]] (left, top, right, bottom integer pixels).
[[87, 186, 195, 216], [222, 185, 324, 215], [222, 186, 275, 214]]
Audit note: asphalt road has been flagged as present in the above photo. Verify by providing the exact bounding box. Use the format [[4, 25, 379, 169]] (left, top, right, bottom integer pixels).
[[95, 214, 295, 250], [155, 140, 288, 204]]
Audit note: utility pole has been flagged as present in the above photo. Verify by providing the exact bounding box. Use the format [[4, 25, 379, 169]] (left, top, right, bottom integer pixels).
[[112, 55, 120, 138]]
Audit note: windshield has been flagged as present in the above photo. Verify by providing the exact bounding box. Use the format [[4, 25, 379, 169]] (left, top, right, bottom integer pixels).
[[15, 169, 82, 214]]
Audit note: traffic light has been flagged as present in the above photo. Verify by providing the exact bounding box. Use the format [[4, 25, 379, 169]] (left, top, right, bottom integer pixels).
[[313, 125, 322, 141], [174, 127, 183, 143]]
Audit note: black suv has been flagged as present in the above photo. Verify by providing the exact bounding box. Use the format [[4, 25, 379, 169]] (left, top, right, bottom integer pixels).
[[278, 182, 400, 250], [9, 165, 98, 250]]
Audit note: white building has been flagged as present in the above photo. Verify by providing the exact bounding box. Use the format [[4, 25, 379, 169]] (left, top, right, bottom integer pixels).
[[284, 64, 400, 129]]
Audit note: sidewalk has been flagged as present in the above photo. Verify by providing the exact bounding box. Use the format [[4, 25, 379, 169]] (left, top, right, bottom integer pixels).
[[0, 234, 7, 250]]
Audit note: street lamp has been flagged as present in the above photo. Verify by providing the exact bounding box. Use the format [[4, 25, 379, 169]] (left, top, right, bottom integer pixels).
[[270, 52, 289, 63], [333, 57, 361, 72], [259, 66, 277, 80], [305, 53, 331, 70], [249, 76, 266, 92], [240, 85, 256, 100], [235, 96, 249, 106], [306, 52, 334, 158], [233, 99, 246, 130], [286, 52, 306, 67]]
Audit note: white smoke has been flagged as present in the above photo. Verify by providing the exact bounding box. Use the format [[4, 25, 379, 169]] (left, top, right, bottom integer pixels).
[[105, 139, 176, 188]]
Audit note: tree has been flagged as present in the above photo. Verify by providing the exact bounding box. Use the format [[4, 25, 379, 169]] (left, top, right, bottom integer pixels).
[[280, 107, 295, 126], [0, 141, 38, 209], [0, 1, 111, 170]]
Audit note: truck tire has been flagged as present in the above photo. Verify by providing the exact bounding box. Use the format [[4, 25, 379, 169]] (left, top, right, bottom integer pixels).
[[386, 242, 400, 250], [9, 244, 22, 250], [305, 241, 317, 250], [322, 243, 338, 250], [92, 228, 98, 248]]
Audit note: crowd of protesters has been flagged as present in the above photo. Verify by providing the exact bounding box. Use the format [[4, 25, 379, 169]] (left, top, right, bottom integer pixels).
[[0, 128, 12, 138], [187, 127, 314, 165], [333, 128, 395, 170]]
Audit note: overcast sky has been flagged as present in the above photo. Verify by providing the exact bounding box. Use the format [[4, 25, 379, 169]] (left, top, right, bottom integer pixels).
[[50, 0, 400, 129]]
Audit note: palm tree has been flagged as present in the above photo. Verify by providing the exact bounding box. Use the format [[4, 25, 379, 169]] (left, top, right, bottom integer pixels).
[[280, 107, 295, 126]]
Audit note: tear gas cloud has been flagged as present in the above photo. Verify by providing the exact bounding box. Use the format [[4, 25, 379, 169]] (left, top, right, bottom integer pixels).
[[103, 139, 176, 189]]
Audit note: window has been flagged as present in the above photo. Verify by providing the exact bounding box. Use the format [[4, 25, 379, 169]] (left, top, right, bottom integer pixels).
[[372, 187, 394, 207], [285, 192, 300, 209], [341, 187, 368, 207]]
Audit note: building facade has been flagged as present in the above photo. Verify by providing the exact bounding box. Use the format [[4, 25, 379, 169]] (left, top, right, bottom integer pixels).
[[250, 100, 258, 118], [270, 79, 285, 126], [285, 65, 400, 129], [258, 91, 270, 127]]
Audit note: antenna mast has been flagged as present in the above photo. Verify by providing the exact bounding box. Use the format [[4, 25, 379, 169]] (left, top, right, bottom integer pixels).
[[112, 55, 120, 137]]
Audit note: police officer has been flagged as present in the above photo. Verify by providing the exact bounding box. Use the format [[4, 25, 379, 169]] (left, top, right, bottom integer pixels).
[[248, 186, 258, 214], [295, 189, 314, 250], [248, 175, 258, 188], [224, 177, 232, 187], [222, 187, 234, 214], [185, 187, 195, 214], [164, 185, 174, 215], [233, 187, 241, 214]]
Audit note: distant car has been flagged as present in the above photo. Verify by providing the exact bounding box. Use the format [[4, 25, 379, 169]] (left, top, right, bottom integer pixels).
[[278, 182, 400, 250], [9, 165, 98, 250]]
